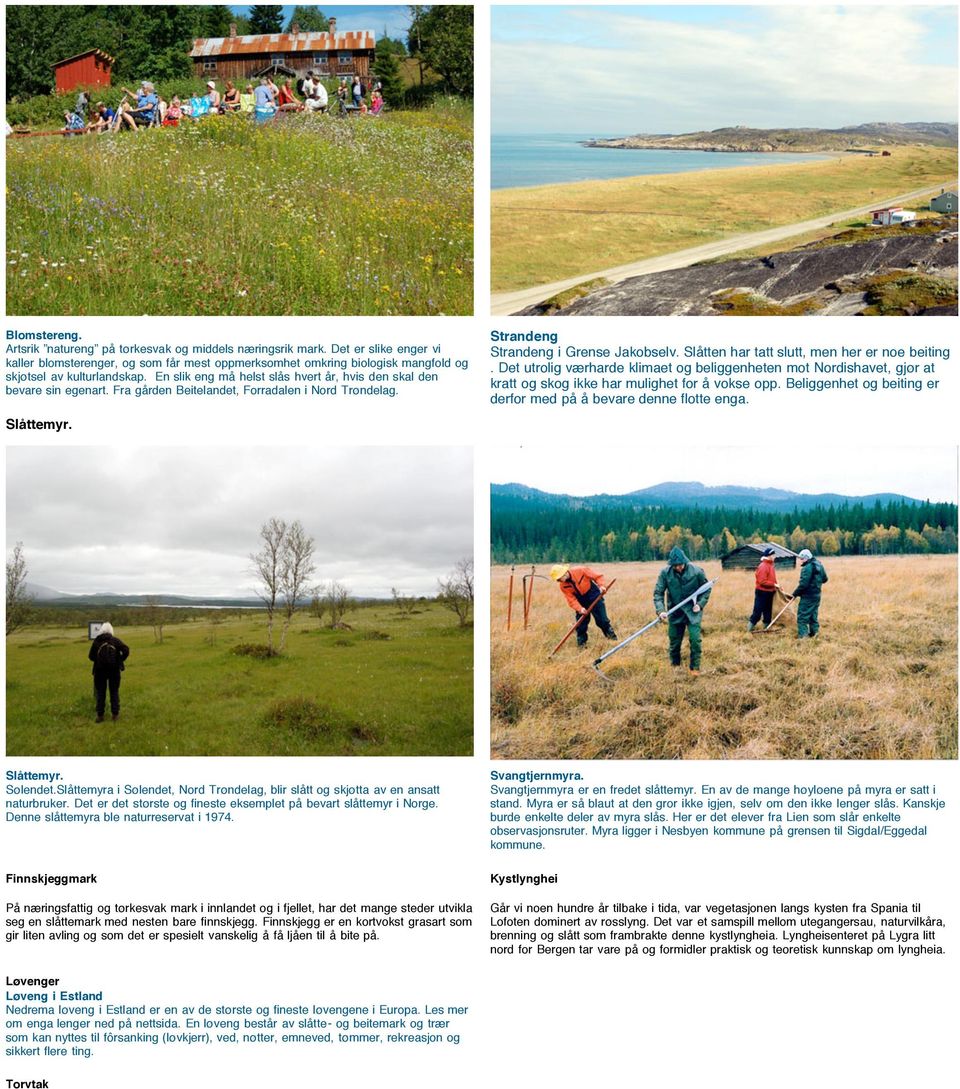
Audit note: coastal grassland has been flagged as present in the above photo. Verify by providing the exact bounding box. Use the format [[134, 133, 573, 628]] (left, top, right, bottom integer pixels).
[[490, 557, 957, 761], [6, 604, 473, 756], [6, 102, 473, 316], [491, 145, 957, 291]]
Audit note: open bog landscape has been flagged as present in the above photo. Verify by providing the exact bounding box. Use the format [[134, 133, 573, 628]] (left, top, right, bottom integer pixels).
[[7, 604, 473, 757], [490, 557, 957, 762], [6, 445, 474, 757]]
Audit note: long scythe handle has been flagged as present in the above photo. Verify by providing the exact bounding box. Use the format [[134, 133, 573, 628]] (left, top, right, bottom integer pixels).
[[593, 575, 720, 673], [548, 579, 617, 657], [765, 591, 797, 631]]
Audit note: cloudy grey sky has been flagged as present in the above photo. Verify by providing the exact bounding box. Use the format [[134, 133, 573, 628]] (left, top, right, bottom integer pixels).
[[7, 447, 472, 598], [492, 6, 958, 134], [489, 446, 957, 502]]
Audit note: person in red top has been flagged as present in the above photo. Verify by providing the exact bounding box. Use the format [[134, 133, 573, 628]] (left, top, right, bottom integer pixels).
[[550, 564, 618, 647], [748, 548, 781, 631], [277, 79, 301, 110]]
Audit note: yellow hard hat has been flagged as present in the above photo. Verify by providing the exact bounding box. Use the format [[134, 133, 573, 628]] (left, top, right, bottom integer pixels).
[[549, 564, 569, 581]]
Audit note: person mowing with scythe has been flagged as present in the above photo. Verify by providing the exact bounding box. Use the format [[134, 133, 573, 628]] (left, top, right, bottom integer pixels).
[[788, 548, 828, 638], [654, 547, 712, 675], [550, 564, 618, 648]]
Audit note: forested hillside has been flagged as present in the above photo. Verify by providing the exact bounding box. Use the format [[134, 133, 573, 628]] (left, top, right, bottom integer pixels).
[[491, 485, 958, 562]]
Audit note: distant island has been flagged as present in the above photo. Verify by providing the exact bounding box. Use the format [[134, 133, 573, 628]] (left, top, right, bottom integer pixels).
[[583, 121, 958, 153]]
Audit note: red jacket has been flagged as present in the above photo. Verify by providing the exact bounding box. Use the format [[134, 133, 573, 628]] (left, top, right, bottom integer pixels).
[[755, 556, 778, 592], [558, 566, 605, 610]]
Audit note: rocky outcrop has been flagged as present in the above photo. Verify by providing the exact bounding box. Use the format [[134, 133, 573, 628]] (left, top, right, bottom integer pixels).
[[517, 221, 958, 317]]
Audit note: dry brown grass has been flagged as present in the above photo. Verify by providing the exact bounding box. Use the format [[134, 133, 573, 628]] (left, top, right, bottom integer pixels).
[[490, 556, 957, 761]]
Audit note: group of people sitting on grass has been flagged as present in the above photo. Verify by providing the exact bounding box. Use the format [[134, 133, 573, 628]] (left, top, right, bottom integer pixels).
[[62, 72, 384, 134]]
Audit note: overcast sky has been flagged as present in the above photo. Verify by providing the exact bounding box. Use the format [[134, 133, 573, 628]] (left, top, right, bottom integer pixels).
[[7, 447, 472, 598], [492, 5, 958, 134], [489, 446, 957, 502]]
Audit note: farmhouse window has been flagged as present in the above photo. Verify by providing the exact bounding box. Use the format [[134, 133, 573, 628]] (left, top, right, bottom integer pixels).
[[312, 54, 328, 64], [203, 60, 217, 71], [338, 52, 351, 64], [271, 54, 286, 64]]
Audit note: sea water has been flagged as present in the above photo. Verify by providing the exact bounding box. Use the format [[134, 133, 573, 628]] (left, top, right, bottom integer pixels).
[[492, 133, 830, 190]]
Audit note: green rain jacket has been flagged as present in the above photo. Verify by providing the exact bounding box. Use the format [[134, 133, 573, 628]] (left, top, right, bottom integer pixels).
[[792, 558, 828, 599], [653, 547, 712, 624]]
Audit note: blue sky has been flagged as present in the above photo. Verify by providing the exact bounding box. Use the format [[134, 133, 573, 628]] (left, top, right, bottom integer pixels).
[[231, 6, 410, 41], [492, 5, 958, 134]]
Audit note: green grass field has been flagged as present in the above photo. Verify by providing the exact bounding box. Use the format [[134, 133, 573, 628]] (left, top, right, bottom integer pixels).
[[491, 145, 957, 291], [6, 604, 473, 756], [6, 102, 473, 316]]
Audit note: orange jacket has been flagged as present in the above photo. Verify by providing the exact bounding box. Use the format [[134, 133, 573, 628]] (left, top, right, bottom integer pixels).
[[558, 566, 605, 610], [755, 556, 778, 592]]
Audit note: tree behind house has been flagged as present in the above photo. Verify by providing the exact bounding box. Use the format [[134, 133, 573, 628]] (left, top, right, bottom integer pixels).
[[248, 5, 284, 34], [286, 6, 330, 32]]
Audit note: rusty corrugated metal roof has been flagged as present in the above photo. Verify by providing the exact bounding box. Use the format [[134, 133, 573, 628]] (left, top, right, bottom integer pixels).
[[189, 32, 375, 58]]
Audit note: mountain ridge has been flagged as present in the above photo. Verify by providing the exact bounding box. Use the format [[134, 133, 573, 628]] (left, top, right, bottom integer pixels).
[[492, 480, 932, 514]]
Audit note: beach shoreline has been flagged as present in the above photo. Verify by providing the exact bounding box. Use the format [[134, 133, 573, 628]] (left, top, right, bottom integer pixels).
[[491, 132, 837, 192], [492, 149, 845, 195]]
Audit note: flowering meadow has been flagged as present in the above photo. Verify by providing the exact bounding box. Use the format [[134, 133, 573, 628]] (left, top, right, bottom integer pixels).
[[6, 102, 473, 316]]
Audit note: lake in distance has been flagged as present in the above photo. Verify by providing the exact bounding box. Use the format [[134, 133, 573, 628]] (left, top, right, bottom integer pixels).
[[492, 133, 830, 190]]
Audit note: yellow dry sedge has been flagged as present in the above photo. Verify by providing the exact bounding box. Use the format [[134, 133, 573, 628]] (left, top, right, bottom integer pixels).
[[490, 555, 957, 761]]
